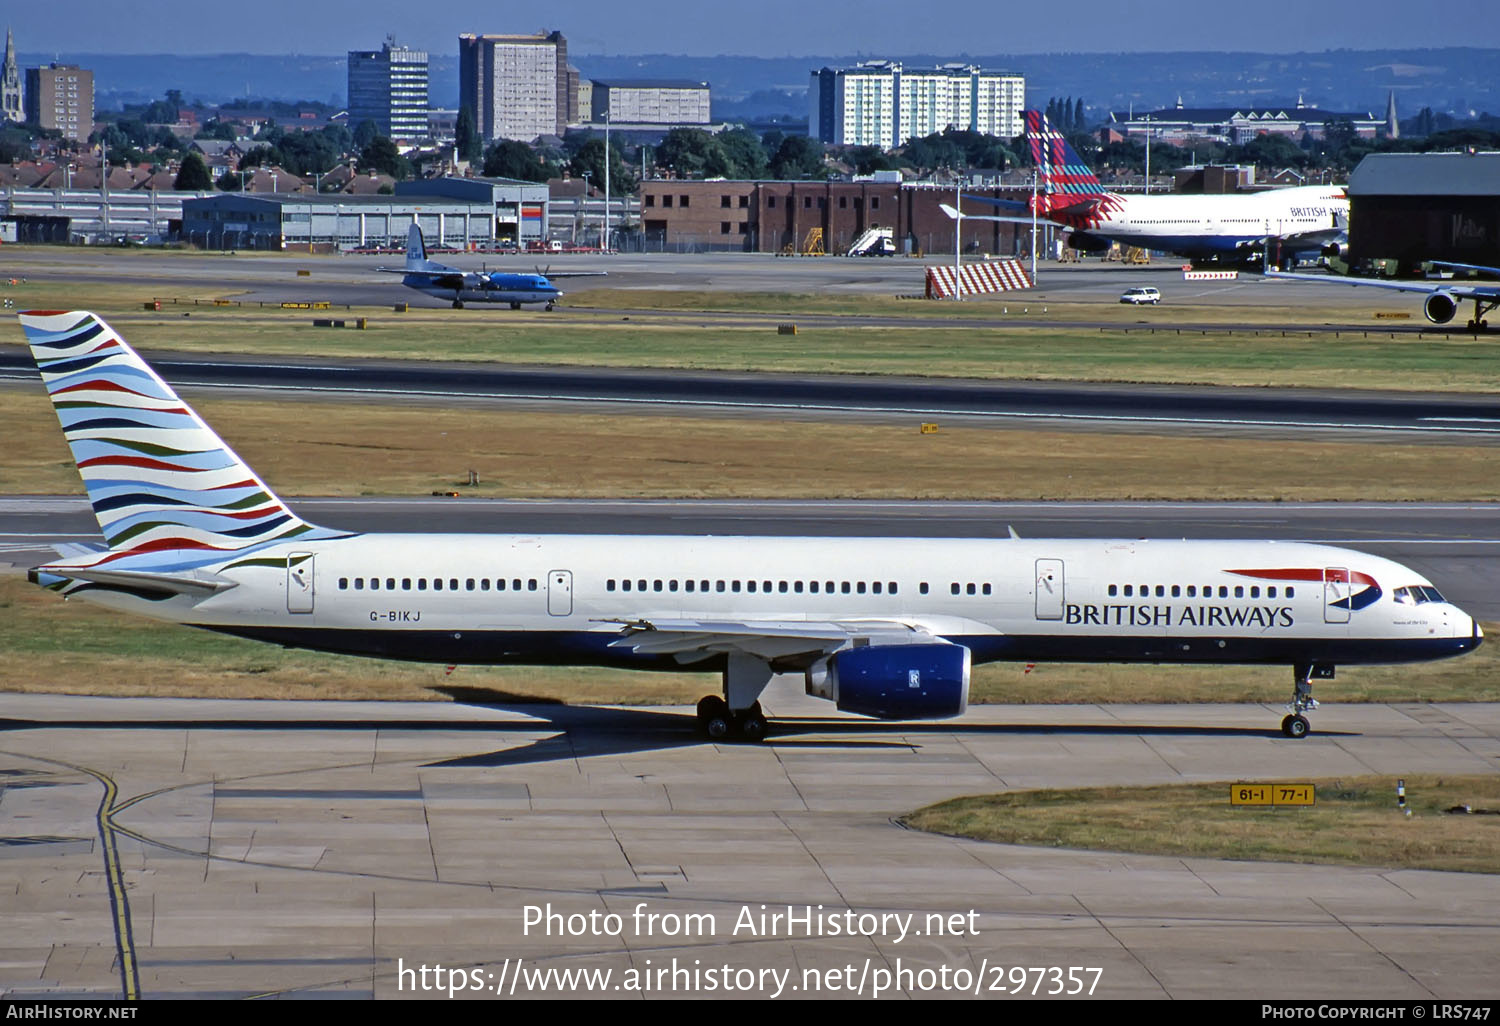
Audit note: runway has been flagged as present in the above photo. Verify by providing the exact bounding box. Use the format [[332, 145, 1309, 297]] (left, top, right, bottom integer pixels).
[[3, 347, 1497, 440], [1, 691, 1497, 999]]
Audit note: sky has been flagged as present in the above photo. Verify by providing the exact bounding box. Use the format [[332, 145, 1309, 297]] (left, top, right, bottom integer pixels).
[[7, 0, 1495, 57]]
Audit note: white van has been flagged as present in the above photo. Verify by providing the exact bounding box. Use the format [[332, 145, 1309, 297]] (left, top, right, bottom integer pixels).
[[1120, 287, 1161, 305]]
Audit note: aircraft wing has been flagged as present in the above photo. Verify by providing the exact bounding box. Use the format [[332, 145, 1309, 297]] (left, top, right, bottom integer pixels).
[[537, 271, 608, 280], [1265, 270, 1500, 299], [604, 618, 947, 664], [1431, 261, 1500, 278]]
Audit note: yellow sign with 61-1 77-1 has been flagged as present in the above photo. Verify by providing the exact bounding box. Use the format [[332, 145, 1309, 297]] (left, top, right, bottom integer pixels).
[[1230, 783, 1315, 806]]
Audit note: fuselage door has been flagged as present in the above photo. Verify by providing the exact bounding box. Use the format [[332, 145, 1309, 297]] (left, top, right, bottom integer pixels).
[[1035, 558, 1065, 620], [548, 569, 573, 616], [1324, 567, 1351, 624], [287, 552, 315, 614]]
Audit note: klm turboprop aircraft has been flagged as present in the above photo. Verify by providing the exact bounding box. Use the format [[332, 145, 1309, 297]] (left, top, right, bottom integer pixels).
[[378, 225, 604, 309]]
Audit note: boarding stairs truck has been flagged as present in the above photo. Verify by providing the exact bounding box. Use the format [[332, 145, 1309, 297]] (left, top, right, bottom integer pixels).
[[847, 226, 896, 257]]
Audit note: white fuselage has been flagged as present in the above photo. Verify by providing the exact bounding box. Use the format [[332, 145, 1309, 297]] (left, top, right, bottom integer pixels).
[[1077, 186, 1348, 257], [79, 534, 1479, 671]]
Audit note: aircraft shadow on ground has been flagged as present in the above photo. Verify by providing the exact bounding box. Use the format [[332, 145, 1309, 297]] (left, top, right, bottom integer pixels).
[[0, 690, 1345, 769]]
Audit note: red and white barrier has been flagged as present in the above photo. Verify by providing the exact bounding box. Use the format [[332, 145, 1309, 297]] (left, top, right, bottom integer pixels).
[[1183, 270, 1239, 281], [925, 260, 1033, 299]]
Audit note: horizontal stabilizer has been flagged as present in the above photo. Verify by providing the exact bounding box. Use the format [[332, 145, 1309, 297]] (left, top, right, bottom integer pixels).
[[31, 564, 238, 596]]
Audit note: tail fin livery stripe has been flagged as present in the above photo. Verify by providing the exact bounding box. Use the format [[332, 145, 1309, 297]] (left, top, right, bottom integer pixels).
[[1025, 108, 1108, 198], [19, 311, 350, 565]]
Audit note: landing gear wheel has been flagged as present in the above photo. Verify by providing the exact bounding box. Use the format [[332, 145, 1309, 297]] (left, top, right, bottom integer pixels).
[[736, 702, 768, 742], [696, 695, 727, 722], [452, 299, 464, 309], [1281, 714, 1294, 736], [510, 301, 522, 310], [1285, 714, 1310, 739], [545, 302, 555, 311], [704, 712, 733, 740]]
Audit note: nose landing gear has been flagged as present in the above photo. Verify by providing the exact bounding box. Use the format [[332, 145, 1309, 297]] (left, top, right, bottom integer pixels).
[[1281, 663, 1330, 738]]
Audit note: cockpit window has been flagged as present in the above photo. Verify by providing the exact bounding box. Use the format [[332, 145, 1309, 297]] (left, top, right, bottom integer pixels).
[[1394, 585, 1446, 605]]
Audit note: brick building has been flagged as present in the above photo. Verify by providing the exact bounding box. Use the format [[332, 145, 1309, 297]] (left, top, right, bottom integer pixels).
[[639, 179, 1033, 256]]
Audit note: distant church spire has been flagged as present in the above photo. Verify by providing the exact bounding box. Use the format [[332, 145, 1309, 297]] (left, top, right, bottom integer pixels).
[[1385, 90, 1400, 140], [1, 27, 23, 124]]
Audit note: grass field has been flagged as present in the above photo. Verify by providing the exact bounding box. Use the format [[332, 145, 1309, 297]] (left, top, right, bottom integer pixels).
[[904, 775, 1500, 873], [8, 387, 1500, 501], [4, 278, 1499, 392]]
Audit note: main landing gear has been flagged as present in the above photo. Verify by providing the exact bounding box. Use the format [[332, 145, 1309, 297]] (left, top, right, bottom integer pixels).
[[1281, 663, 1328, 738], [695, 695, 768, 741], [695, 651, 775, 742]]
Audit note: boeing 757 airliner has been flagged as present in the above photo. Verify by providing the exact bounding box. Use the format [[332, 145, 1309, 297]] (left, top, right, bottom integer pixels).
[[18, 311, 1481, 741]]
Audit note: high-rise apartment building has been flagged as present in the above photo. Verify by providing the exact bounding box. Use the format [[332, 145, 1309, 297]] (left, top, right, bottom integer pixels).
[[348, 37, 430, 140], [2, 28, 23, 124], [25, 63, 93, 141], [810, 62, 1025, 150], [459, 31, 569, 142]]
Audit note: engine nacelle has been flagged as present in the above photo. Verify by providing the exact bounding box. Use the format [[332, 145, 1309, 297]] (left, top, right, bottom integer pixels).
[[1065, 231, 1110, 254], [1424, 291, 1460, 324], [1320, 241, 1348, 260], [805, 644, 971, 720]]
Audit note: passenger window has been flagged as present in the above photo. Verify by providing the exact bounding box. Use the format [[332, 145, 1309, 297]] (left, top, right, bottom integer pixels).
[[355, 578, 364, 590], [607, 579, 616, 592], [1250, 586, 1259, 598], [1171, 585, 1180, 597], [810, 581, 820, 593], [513, 579, 522, 591], [654, 580, 663, 592], [1218, 586, 1228, 598], [433, 579, 443, 591], [388, 578, 396, 590], [872, 582, 881, 594], [920, 583, 929, 594], [794, 581, 803, 593], [951, 583, 960, 595], [966, 583, 976, 596], [1124, 585, 1133, 597], [403, 578, 412, 590], [450, 579, 459, 591], [1155, 585, 1165, 597], [1267, 587, 1275, 598], [685, 580, 694, 592], [890, 582, 898, 595], [1234, 586, 1244, 598], [732, 581, 741, 593], [467, 579, 475, 591], [842, 582, 851, 594], [528, 579, 537, 591], [1108, 584, 1117, 596], [982, 583, 991, 595], [669, 580, 678, 592], [857, 582, 867, 594], [1287, 586, 1295, 598], [418, 579, 427, 591], [637, 580, 646, 591], [780, 581, 788, 593], [748, 580, 757, 593], [339, 578, 348, 590]]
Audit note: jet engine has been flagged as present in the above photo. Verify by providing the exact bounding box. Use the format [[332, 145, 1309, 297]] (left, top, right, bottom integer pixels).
[[804, 643, 970, 719], [1065, 231, 1110, 253], [1320, 241, 1348, 260], [1424, 291, 1460, 324]]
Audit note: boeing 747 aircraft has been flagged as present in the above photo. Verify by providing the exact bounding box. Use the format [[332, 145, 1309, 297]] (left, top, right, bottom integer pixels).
[[18, 310, 1481, 741], [963, 110, 1349, 266], [378, 225, 604, 309]]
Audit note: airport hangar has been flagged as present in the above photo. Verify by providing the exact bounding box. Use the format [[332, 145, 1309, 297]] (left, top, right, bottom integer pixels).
[[1348, 151, 1500, 272], [179, 176, 549, 250]]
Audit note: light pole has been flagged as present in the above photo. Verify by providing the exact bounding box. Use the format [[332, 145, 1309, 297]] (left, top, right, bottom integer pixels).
[[581, 171, 591, 247], [953, 173, 962, 301], [603, 108, 611, 253]]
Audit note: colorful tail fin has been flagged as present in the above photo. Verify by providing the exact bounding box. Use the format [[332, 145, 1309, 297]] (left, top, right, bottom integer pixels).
[[18, 311, 342, 566], [1025, 109, 1108, 199]]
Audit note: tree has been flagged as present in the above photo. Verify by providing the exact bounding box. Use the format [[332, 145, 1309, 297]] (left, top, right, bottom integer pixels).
[[174, 152, 214, 190], [566, 137, 637, 193], [483, 139, 555, 182], [768, 135, 825, 179], [655, 128, 728, 178], [195, 120, 237, 142], [353, 119, 379, 149], [216, 169, 242, 191], [359, 135, 410, 179], [456, 106, 482, 163], [717, 127, 769, 179]]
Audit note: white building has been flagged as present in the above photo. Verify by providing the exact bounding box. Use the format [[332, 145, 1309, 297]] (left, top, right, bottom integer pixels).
[[810, 62, 1025, 150], [459, 31, 569, 142], [591, 80, 710, 126]]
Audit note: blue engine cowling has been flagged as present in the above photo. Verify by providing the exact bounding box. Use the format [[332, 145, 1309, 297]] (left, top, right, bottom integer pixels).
[[808, 644, 971, 720]]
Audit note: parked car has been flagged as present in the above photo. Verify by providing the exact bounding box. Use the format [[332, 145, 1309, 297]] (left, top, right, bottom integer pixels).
[[1120, 286, 1161, 305]]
